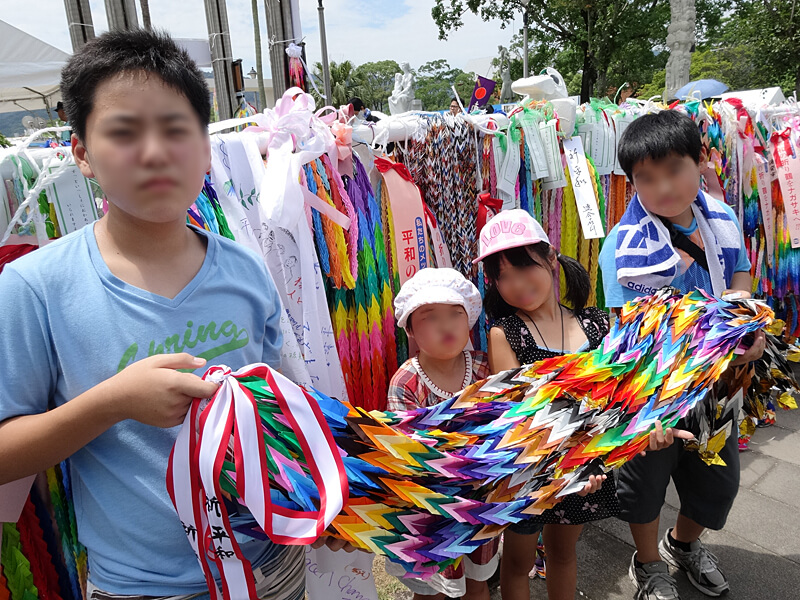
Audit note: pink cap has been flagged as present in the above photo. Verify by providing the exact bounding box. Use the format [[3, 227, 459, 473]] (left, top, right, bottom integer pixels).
[[473, 209, 550, 264]]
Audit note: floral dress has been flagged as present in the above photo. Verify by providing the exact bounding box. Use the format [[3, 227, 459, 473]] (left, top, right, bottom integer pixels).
[[385, 350, 500, 597]]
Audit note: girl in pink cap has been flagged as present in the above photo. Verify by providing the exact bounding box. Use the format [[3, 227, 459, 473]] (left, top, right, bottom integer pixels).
[[474, 209, 618, 600]]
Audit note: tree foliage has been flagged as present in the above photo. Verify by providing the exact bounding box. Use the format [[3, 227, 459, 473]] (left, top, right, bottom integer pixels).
[[353, 60, 400, 113], [433, 0, 735, 102], [432, 0, 676, 102], [724, 0, 800, 96], [308, 59, 477, 113], [415, 59, 476, 111], [310, 60, 360, 108], [635, 3, 800, 101]]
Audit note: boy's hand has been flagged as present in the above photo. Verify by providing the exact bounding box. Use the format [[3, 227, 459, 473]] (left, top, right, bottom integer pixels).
[[311, 536, 361, 553], [577, 474, 607, 497], [731, 330, 766, 366], [721, 289, 751, 301], [110, 354, 220, 428], [639, 421, 695, 457]]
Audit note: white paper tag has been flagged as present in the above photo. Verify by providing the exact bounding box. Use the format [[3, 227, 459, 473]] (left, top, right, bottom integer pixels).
[[305, 546, 378, 600], [491, 135, 516, 208], [519, 116, 550, 180], [0, 178, 10, 234], [769, 151, 779, 181], [46, 165, 99, 234], [563, 136, 605, 239], [540, 120, 567, 190], [577, 122, 594, 164], [498, 134, 521, 205], [613, 114, 634, 176], [593, 112, 615, 176], [491, 135, 505, 181], [755, 155, 774, 266]]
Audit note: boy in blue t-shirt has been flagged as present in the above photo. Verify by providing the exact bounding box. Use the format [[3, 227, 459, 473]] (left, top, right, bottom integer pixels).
[[0, 30, 312, 599], [599, 111, 765, 600]]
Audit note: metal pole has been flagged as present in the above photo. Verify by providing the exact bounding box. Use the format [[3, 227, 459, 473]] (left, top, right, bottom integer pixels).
[[264, 0, 288, 100], [523, 8, 529, 78], [250, 0, 266, 110], [63, 0, 95, 51], [104, 0, 139, 31], [317, 0, 332, 102], [203, 0, 237, 120]]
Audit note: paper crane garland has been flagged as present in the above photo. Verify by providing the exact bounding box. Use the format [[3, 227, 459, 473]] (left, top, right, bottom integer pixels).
[[168, 288, 792, 599]]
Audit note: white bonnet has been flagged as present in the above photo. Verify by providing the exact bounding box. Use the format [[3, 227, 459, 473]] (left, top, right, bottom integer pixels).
[[394, 268, 482, 329]]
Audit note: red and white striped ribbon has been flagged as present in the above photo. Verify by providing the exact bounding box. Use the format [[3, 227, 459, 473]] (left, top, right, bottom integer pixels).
[[167, 364, 348, 600]]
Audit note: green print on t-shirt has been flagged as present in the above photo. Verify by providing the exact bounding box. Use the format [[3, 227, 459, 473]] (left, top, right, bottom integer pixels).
[[116, 320, 250, 372]]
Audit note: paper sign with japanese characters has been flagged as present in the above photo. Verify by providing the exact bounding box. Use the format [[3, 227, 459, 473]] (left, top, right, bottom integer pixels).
[[563, 136, 605, 239], [46, 164, 98, 234], [772, 131, 800, 249], [755, 155, 775, 264]]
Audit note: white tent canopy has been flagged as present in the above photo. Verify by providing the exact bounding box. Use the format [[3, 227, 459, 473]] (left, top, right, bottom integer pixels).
[[0, 20, 71, 114]]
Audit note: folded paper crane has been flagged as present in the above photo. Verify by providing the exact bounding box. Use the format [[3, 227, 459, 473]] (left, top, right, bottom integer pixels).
[[168, 288, 787, 600]]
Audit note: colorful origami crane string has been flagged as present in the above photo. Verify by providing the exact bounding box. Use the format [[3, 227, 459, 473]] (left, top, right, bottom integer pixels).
[[172, 289, 787, 588]]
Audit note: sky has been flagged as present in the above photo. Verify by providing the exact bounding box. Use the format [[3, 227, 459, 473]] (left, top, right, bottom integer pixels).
[[3, 0, 520, 76]]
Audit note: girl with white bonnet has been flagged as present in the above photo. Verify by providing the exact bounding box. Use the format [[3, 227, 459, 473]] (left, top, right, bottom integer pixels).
[[386, 267, 498, 600]]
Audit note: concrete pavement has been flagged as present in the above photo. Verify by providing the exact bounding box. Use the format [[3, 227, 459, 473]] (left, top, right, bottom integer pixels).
[[569, 405, 800, 600], [376, 407, 800, 600]]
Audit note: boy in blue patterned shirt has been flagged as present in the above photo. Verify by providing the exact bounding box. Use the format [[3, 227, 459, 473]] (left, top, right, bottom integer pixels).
[[0, 30, 308, 600], [600, 110, 765, 600]]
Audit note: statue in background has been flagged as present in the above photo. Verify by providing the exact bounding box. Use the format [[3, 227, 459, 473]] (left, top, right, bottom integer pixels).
[[388, 62, 415, 115], [664, 0, 696, 100], [498, 46, 514, 103]]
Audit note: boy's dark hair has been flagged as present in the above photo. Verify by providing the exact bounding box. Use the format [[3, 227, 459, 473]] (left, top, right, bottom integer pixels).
[[55, 101, 64, 111], [349, 97, 365, 111], [617, 110, 702, 181], [483, 243, 590, 319], [60, 29, 210, 141]]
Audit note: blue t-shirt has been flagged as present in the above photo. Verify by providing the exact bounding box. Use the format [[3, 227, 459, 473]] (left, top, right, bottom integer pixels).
[[0, 224, 285, 596], [600, 201, 751, 308]]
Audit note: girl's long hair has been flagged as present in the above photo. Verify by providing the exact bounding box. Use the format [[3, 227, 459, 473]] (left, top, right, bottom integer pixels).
[[482, 243, 590, 319]]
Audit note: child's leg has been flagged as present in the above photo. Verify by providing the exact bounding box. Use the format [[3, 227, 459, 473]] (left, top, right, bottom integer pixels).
[[463, 578, 491, 600], [672, 512, 705, 544], [629, 519, 662, 563], [672, 428, 740, 536], [500, 528, 539, 600], [462, 538, 499, 600], [542, 523, 583, 600], [617, 440, 681, 563], [413, 594, 445, 600]]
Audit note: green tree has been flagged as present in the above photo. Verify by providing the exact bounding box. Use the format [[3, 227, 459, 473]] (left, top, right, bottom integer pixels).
[[353, 60, 400, 113], [635, 68, 667, 99], [725, 0, 800, 96], [689, 45, 763, 91], [414, 60, 476, 111], [493, 32, 568, 88], [310, 60, 360, 108], [433, 0, 725, 102], [433, 0, 673, 102]]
